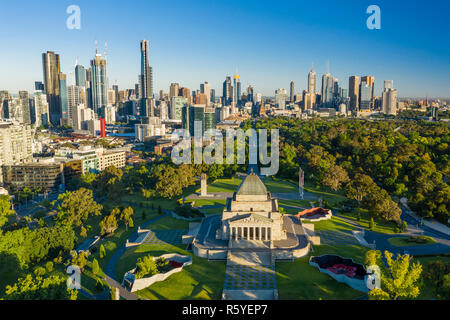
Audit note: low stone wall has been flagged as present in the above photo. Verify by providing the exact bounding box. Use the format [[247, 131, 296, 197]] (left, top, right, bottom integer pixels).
[[300, 212, 333, 222], [352, 230, 375, 249], [123, 254, 192, 292], [309, 255, 369, 293]]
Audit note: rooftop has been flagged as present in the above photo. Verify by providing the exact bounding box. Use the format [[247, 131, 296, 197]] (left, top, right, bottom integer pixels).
[[236, 172, 268, 196]]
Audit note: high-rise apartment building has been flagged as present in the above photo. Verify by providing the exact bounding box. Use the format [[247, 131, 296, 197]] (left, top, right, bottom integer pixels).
[[290, 81, 295, 103], [223, 76, 232, 106], [42, 51, 61, 126], [59, 74, 69, 124], [170, 96, 188, 121], [139, 40, 152, 99], [349, 76, 359, 111], [18, 91, 31, 124], [308, 66, 317, 94], [169, 83, 180, 99], [33, 91, 49, 127], [233, 72, 241, 106], [200, 82, 211, 106], [0, 122, 33, 169], [382, 80, 398, 115]]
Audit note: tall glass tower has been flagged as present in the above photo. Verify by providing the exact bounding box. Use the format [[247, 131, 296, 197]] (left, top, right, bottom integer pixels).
[[75, 65, 86, 87], [90, 54, 108, 116], [42, 51, 61, 126]]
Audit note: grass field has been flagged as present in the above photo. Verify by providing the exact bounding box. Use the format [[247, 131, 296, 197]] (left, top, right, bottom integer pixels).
[[264, 177, 298, 193], [148, 216, 190, 230], [115, 244, 226, 300], [338, 208, 398, 235], [207, 178, 242, 193], [312, 216, 359, 233], [388, 236, 437, 247], [276, 244, 369, 300]]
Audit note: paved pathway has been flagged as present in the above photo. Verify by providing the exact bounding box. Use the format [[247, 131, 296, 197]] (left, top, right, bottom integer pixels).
[[143, 229, 187, 245], [223, 251, 277, 300], [103, 212, 170, 300]]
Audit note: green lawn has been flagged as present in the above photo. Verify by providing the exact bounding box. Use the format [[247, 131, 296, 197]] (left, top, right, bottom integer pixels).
[[312, 216, 359, 233], [148, 216, 190, 230], [388, 236, 437, 247], [207, 178, 242, 193], [303, 181, 347, 207], [276, 244, 369, 300], [264, 177, 298, 193], [115, 244, 226, 300], [338, 208, 398, 235]]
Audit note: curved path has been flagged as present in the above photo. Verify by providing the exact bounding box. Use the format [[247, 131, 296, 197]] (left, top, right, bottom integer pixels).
[[102, 211, 170, 300]]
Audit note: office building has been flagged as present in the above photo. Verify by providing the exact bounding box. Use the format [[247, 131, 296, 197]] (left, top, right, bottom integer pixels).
[[290, 81, 295, 103], [349, 76, 359, 112], [223, 76, 232, 106], [321, 73, 334, 108], [75, 64, 86, 87], [90, 53, 108, 116], [382, 80, 398, 115], [42, 51, 62, 126], [170, 96, 188, 121]]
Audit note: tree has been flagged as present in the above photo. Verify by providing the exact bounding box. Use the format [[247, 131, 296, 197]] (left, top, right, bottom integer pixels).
[[92, 258, 99, 275], [369, 217, 375, 230], [71, 251, 88, 270], [100, 211, 118, 235], [99, 244, 106, 259], [80, 226, 87, 238], [5, 273, 77, 300], [374, 251, 422, 300], [346, 174, 377, 217], [56, 188, 102, 227], [120, 207, 134, 231], [128, 218, 134, 228], [0, 195, 15, 228], [46, 261, 54, 273], [322, 165, 350, 191]]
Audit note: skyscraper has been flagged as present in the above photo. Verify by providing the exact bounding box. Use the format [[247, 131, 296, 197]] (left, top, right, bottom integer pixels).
[[321, 72, 334, 108], [169, 83, 180, 99], [90, 53, 108, 116], [59, 74, 68, 124], [42, 51, 61, 126], [349, 76, 359, 111], [139, 40, 152, 99], [361, 76, 375, 101], [382, 80, 398, 115], [290, 81, 295, 103], [233, 72, 240, 106], [308, 66, 316, 94], [75, 64, 86, 87], [139, 40, 152, 116], [200, 82, 211, 106], [223, 76, 232, 106], [359, 80, 372, 111]]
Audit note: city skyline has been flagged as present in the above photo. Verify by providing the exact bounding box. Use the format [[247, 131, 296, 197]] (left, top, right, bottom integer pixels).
[[0, 0, 449, 98]]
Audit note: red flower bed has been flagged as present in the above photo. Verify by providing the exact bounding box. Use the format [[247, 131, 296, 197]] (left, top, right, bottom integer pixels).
[[169, 260, 183, 268], [296, 207, 330, 218], [327, 264, 358, 277]]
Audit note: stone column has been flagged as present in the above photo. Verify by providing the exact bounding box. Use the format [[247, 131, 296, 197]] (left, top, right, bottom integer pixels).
[[200, 173, 207, 197]]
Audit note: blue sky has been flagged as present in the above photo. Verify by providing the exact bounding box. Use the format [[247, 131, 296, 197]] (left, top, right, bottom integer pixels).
[[0, 0, 449, 98]]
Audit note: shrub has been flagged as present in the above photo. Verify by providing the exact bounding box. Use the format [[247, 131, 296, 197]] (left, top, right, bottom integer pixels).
[[45, 261, 54, 273]]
